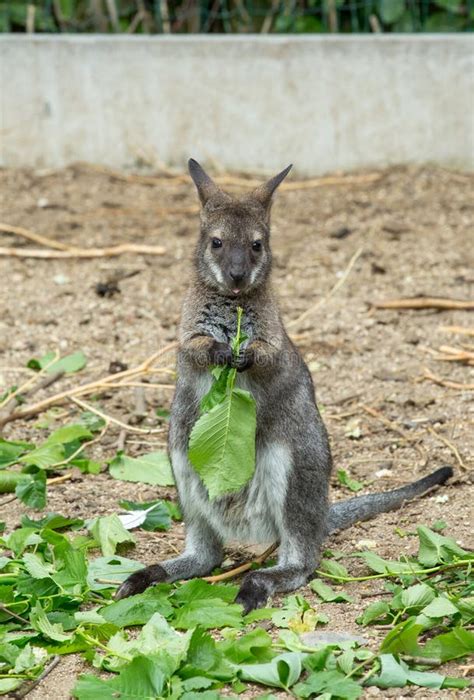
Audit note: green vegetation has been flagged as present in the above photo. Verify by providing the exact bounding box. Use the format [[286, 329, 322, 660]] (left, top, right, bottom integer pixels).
[[0, 518, 472, 696], [1, 0, 472, 34]]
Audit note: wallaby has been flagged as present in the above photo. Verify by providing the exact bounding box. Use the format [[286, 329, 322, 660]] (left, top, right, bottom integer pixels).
[[116, 160, 453, 612]]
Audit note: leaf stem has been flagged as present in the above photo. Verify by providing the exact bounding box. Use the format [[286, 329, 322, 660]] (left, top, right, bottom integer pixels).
[[315, 559, 472, 583]]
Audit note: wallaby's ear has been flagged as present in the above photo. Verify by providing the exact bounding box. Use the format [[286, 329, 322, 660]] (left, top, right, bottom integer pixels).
[[188, 158, 222, 206], [250, 164, 293, 215]]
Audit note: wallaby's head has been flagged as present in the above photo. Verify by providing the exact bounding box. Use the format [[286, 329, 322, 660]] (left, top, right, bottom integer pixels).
[[188, 159, 292, 297]]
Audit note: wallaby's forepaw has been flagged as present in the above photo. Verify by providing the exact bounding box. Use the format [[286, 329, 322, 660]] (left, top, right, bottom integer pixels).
[[115, 564, 167, 600], [235, 575, 269, 614], [209, 341, 233, 367]]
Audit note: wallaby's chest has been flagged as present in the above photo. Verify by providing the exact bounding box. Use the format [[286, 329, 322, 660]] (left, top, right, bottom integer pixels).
[[196, 301, 256, 345]]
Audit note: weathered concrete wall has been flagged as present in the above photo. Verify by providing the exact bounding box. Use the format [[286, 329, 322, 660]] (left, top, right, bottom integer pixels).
[[0, 35, 473, 174]]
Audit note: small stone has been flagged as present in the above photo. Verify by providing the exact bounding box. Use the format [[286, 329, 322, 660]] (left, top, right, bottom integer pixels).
[[356, 539, 377, 550], [375, 469, 392, 478], [37, 197, 49, 208], [53, 273, 70, 285], [434, 494, 449, 504]]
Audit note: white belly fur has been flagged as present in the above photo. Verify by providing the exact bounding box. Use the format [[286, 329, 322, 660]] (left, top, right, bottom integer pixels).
[[171, 443, 291, 544]]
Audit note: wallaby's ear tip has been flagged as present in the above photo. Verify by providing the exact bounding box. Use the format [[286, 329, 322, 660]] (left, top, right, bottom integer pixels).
[[188, 158, 199, 173]]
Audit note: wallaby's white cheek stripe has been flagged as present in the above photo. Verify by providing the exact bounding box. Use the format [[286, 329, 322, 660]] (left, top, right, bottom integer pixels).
[[205, 250, 225, 285], [250, 256, 266, 286]]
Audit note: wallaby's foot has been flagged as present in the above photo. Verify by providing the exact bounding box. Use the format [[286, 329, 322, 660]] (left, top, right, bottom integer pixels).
[[115, 564, 166, 600], [236, 574, 269, 613]]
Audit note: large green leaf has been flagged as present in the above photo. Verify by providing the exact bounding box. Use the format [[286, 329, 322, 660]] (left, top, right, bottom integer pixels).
[[89, 514, 136, 556], [238, 652, 303, 690], [188, 387, 256, 499], [0, 438, 32, 468], [73, 655, 168, 699], [109, 451, 174, 486], [417, 526, 468, 566]]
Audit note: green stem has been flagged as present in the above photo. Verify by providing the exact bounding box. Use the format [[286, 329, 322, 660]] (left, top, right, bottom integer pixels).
[[315, 559, 472, 584]]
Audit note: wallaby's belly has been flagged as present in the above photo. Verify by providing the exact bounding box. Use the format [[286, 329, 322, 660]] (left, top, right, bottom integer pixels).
[[169, 372, 291, 544]]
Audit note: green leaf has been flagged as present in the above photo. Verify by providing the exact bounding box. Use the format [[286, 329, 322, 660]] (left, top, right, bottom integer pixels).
[[16, 470, 47, 509], [417, 526, 468, 566], [172, 579, 238, 605], [378, 0, 405, 24], [358, 551, 416, 575], [100, 588, 173, 627], [238, 652, 303, 690], [87, 556, 145, 591], [337, 469, 363, 492], [380, 618, 423, 655], [45, 424, 93, 446], [21, 512, 84, 530], [73, 655, 168, 699], [89, 514, 136, 556], [393, 583, 436, 611], [421, 626, 474, 662], [27, 350, 87, 374], [173, 598, 243, 630], [0, 438, 32, 468], [370, 653, 407, 688], [309, 579, 353, 603], [109, 451, 174, 486], [294, 668, 362, 698], [30, 601, 72, 642], [188, 387, 256, 499], [320, 559, 349, 580], [200, 365, 232, 413], [0, 470, 32, 493], [221, 628, 273, 664], [18, 443, 65, 470], [22, 552, 54, 579], [420, 596, 459, 620], [358, 600, 390, 626]]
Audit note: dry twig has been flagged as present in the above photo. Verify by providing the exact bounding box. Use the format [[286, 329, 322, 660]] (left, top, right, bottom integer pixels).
[[73, 161, 381, 191], [440, 326, 474, 337], [373, 297, 474, 311], [427, 427, 466, 471], [422, 367, 474, 391], [203, 543, 278, 583], [0, 243, 165, 259]]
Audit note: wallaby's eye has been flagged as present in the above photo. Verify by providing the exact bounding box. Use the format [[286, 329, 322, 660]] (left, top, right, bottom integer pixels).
[[252, 240, 262, 252], [211, 237, 222, 249]]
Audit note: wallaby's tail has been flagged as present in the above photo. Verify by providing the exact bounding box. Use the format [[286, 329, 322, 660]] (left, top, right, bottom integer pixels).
[[327, 466, 453, 535]]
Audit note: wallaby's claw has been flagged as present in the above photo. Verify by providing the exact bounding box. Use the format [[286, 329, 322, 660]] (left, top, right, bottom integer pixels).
[[115, 564, 167, 600]]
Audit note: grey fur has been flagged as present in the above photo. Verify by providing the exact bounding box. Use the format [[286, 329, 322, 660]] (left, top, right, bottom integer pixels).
[[116, 161, 453, 611]]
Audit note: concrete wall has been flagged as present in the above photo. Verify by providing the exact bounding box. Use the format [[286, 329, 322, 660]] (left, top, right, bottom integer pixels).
[[1, 35, 473, 174]]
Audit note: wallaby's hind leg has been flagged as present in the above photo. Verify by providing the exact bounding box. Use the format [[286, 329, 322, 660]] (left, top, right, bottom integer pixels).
[[115, 517, 223, 599], [235, 536, 321, 614]]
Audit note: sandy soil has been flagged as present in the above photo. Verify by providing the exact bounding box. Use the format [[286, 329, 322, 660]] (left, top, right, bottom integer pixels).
[[0, 163, 473, 699]]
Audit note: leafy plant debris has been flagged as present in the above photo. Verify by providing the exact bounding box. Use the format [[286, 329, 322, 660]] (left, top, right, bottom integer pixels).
[[0, 519, 472, 697], [188, 307, 257, 499]]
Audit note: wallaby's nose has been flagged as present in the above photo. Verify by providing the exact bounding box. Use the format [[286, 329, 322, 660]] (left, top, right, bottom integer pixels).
[[230, 269, 245, 284]]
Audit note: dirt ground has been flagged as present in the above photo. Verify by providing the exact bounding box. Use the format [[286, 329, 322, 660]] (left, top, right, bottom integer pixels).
[[0, 163, 473, 699]]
